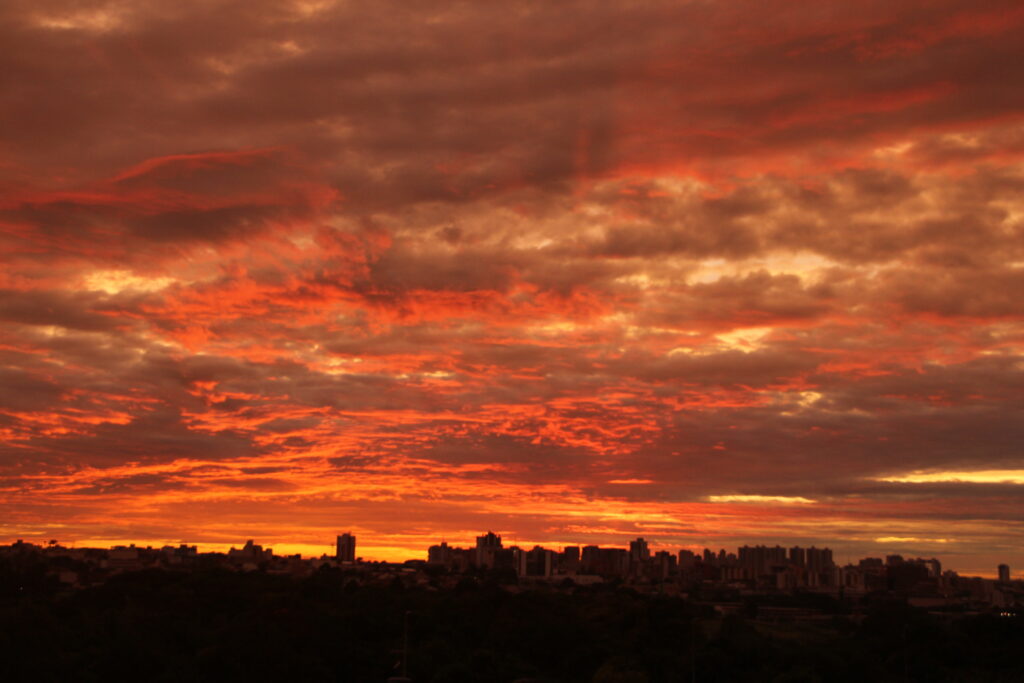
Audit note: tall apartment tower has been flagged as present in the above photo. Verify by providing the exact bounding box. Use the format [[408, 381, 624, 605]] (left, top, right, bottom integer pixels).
[[998, 563, 1010, 582], [474, 531, 502, 569], [336, 532, 356, 562], [629, 537, 650, 562], [806, 546, 834, 573], [476, 531, 502, 549]]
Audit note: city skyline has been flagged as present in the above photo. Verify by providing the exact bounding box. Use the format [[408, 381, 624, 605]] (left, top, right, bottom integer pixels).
[[6, 523, 1015, 577], [3, 1, 1024, 577], [9, 531, 1016, 581], [4, 535, 1020, 681]]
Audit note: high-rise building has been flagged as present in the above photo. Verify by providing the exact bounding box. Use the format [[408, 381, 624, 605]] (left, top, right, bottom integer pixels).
[[560, 546, 580, 574], [427, 541, 453, 565], [229, 539, 272, 564], [474, 531, 502, 568], [738, 545, 787, 575], [336, 532, 356, 562], [629, 537, 650, 563], [476, 531, 502, 550], [596, 548, 629, 577], [998, 563, 1010, 583], [524, 546, 555, 577], [653, 550, 676, 579], [806, 546, 834, 573]]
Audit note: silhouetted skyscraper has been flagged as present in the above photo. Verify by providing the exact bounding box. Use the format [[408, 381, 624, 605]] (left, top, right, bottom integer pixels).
[[998, 563, 1010, 582], [653, 550, 676, 579], [474, 531, 502, 568], [476, 531, 502, 550], [629, 537, 650, 563], [336, 532, 356, 562], [427, 541, 452, 565], [524, 545, 555, 577], [738, 545, 787, 575], [561, 546, 580, 574], [806, 546, 834, 573]]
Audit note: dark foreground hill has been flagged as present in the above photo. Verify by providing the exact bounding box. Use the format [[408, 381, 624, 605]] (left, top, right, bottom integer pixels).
[[2, 562, 1022, 682]]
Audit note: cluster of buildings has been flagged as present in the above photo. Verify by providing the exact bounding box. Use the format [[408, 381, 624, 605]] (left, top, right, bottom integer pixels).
[[423, 533, 1023, 611], [3, 533, 1021, 614], [426, 533, 912, 590]]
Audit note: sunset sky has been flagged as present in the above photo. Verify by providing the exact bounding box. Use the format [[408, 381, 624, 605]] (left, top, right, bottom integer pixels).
[[2, 0, 1023, 575]]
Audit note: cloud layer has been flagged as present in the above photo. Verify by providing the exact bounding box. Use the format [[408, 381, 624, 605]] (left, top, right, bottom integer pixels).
[[2, 0, 1023, 572]]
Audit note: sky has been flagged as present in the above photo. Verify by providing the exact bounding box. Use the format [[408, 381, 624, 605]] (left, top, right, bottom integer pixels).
[[2, 0, 1023, 575]]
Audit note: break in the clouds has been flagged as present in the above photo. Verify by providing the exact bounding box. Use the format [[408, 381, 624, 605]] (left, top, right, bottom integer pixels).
[[2, 0, 1023, 572]]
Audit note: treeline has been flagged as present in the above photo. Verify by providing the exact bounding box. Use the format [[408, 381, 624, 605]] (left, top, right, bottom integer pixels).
[[1, 561, 1022, 682]]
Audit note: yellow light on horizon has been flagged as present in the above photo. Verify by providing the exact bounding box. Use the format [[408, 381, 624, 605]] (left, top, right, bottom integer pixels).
[[877, 470, 1024, 485]]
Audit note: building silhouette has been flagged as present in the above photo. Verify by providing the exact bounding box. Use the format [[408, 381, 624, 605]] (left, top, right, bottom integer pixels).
[[474, 531, 502, 569], [629, 537, 650, 563], [336, 532, 356, 562]]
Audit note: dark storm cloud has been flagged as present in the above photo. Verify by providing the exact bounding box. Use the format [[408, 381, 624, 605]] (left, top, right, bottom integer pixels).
[[4, 407, 257, 467], [1, 0, 1021, 191], [0, 149, 335, 271], [206, 477, 296, 491], [66, 472, 190, 496], [0, 368, 65, 412], [0, 289, 125, 331]]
